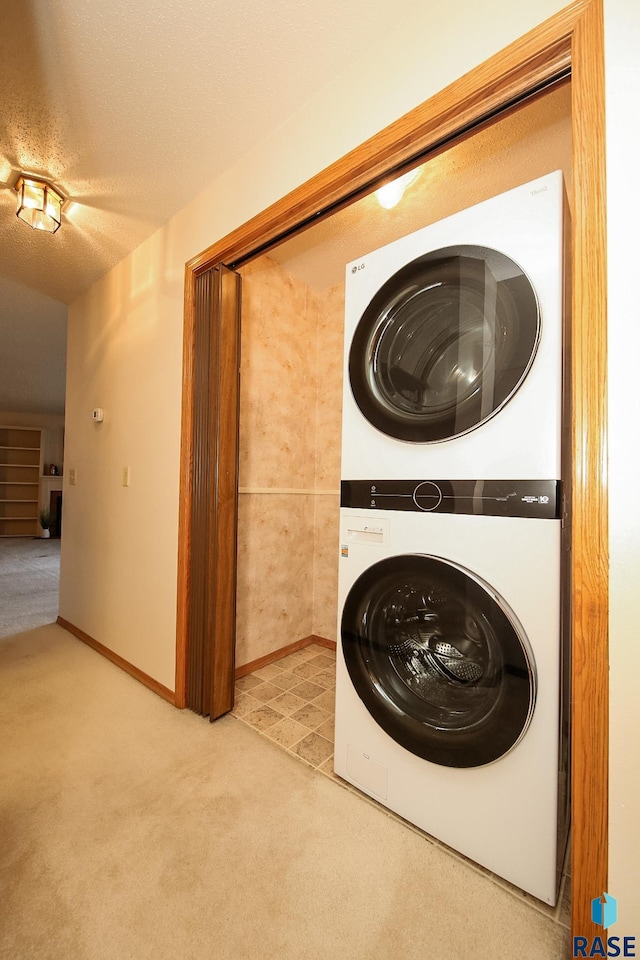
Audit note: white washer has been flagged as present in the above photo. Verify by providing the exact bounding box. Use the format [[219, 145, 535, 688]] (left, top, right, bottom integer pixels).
[[341, 171, 565, 480], [334, 493, 569, 905]]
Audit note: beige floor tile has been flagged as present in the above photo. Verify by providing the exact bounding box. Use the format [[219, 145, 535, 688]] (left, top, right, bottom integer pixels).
[[289, 679, 324, 701], [242, 704, 284, 731], [288, 646, 318, 661], [307, 643, 334, 656], [276, 653, 306, 670], [269, 671, 301, 691], [269, 691, 307, 717], [253, 663, 285, 680], [310, 668, 336, 689], [292, 732, 334, 767], [291, 661, 322, 679], [236, 674, 263, 692], [231, 691, 263, 718], [291, 702, 330, 731], [316, 716, 335, 740], [265, 717, 309, 749], [307, 653, 336, 669], [248, 680, 283, 703], [312, 688, 335, 713]]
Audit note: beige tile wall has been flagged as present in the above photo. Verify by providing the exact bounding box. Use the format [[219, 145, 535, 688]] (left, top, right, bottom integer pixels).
[[238, 257, 318, 491], [237, 257, 344, 666], [236, 492, 315, 665], [312, 281, 344, 642], [313, 282, 344, 490]]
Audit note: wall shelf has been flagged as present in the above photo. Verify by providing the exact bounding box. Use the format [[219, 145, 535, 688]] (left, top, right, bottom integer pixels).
[[0, 427, 42, 537]]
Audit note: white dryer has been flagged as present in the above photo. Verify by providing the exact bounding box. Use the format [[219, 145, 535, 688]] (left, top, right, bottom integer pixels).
[[341, 171, 566, 480], [334, 481, 570, 905]]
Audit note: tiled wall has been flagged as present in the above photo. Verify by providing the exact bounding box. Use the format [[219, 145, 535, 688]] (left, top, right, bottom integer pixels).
[[236, 257, 343, 667], [312, 282, 344, 642]]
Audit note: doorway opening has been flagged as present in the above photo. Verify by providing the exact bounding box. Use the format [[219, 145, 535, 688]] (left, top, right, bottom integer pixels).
[[177, 0, 607, 937], [232, 80, 572, 684], [0, 419, 64, 638]]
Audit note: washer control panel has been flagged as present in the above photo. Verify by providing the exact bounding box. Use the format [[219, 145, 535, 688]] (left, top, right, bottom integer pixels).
[[341, 479, 560, 520]]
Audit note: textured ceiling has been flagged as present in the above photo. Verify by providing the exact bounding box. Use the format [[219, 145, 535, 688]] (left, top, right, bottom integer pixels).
[[0, 0, 421, 415]]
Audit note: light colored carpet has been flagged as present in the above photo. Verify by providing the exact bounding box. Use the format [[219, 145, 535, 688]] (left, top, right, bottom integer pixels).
[[0, 537, 60, 639], [0, 624, 570, 960]]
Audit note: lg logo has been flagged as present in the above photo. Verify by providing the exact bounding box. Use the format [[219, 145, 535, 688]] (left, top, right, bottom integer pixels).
[[351, 262, 365, 274]]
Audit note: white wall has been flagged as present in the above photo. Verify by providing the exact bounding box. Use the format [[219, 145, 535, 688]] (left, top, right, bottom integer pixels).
[[60, 239, 183, 688], [605, 0, 640, 930]]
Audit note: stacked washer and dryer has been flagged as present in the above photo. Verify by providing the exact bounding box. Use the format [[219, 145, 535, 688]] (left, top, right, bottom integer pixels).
[[334, 172, 570, 905]]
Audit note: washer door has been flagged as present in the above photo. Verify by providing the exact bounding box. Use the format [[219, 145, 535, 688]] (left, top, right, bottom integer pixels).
[[349, 245, 540, 442], [341, 554, 536, 767]]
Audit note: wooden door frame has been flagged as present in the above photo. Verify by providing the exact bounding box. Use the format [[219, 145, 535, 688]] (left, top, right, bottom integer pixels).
[[177, 0, 607, 936]]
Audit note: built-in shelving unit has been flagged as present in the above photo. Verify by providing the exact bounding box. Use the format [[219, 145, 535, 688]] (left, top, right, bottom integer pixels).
[[0, 427, 42, 537]]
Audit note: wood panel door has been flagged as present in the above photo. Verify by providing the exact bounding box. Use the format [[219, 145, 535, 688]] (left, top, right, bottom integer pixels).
[[184, 264, 241, 720]]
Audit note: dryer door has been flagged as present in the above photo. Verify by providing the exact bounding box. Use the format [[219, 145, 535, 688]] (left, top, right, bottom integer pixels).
[[348, 245, 540, 443], [341, 554, 536, 767]]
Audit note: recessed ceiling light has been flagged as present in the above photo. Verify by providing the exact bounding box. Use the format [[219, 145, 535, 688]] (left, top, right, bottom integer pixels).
[[375, 169, 420, 210]]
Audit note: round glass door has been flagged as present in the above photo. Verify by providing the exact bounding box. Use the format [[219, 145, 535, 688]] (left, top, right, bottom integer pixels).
[[348, 245, 540, 442], [341, 554, 536, 767]]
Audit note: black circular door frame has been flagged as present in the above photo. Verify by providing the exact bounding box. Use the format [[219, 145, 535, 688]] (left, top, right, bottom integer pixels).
[[349, 245, 540, 443], [341, 553, 537, 767]]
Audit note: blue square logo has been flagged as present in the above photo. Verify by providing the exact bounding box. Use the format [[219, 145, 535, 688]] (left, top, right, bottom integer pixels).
[[591, 893, 618, 930]]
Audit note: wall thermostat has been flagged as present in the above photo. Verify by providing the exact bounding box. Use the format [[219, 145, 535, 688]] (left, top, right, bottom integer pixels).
[[92, 408, 104, 422]]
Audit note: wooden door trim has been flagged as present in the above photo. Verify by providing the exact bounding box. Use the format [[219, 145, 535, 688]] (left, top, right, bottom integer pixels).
[[177, 0, 607, 937], [175, 264, 195, 708], [569, 0, 608, 934]]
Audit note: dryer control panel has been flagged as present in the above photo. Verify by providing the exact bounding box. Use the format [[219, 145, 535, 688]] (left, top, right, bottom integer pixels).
[[341, 479, 560, 520]]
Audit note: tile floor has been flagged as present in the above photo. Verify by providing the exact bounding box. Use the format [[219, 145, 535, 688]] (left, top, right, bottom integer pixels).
[[232, 643, 336, 772], [232, 640, 571, 935]]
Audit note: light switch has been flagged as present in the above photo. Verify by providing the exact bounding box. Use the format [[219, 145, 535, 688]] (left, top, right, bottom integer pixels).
[[69, 468, 76, 486], [122, 466, 130, 487]]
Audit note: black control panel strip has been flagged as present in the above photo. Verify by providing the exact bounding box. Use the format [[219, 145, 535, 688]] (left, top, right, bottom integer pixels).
[[341, 479, 561, 520]]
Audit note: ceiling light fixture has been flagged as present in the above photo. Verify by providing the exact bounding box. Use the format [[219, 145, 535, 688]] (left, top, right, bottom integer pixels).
[[375, 168, 420, 210], [14, 175, 64, 234]]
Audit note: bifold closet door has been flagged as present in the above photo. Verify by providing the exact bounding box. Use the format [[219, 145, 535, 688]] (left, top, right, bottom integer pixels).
[[186, 264, 241, 719]]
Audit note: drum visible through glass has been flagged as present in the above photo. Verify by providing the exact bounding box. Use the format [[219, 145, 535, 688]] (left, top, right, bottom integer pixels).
[[341, 553, 536, 767], [349, 245, 540, 443]]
